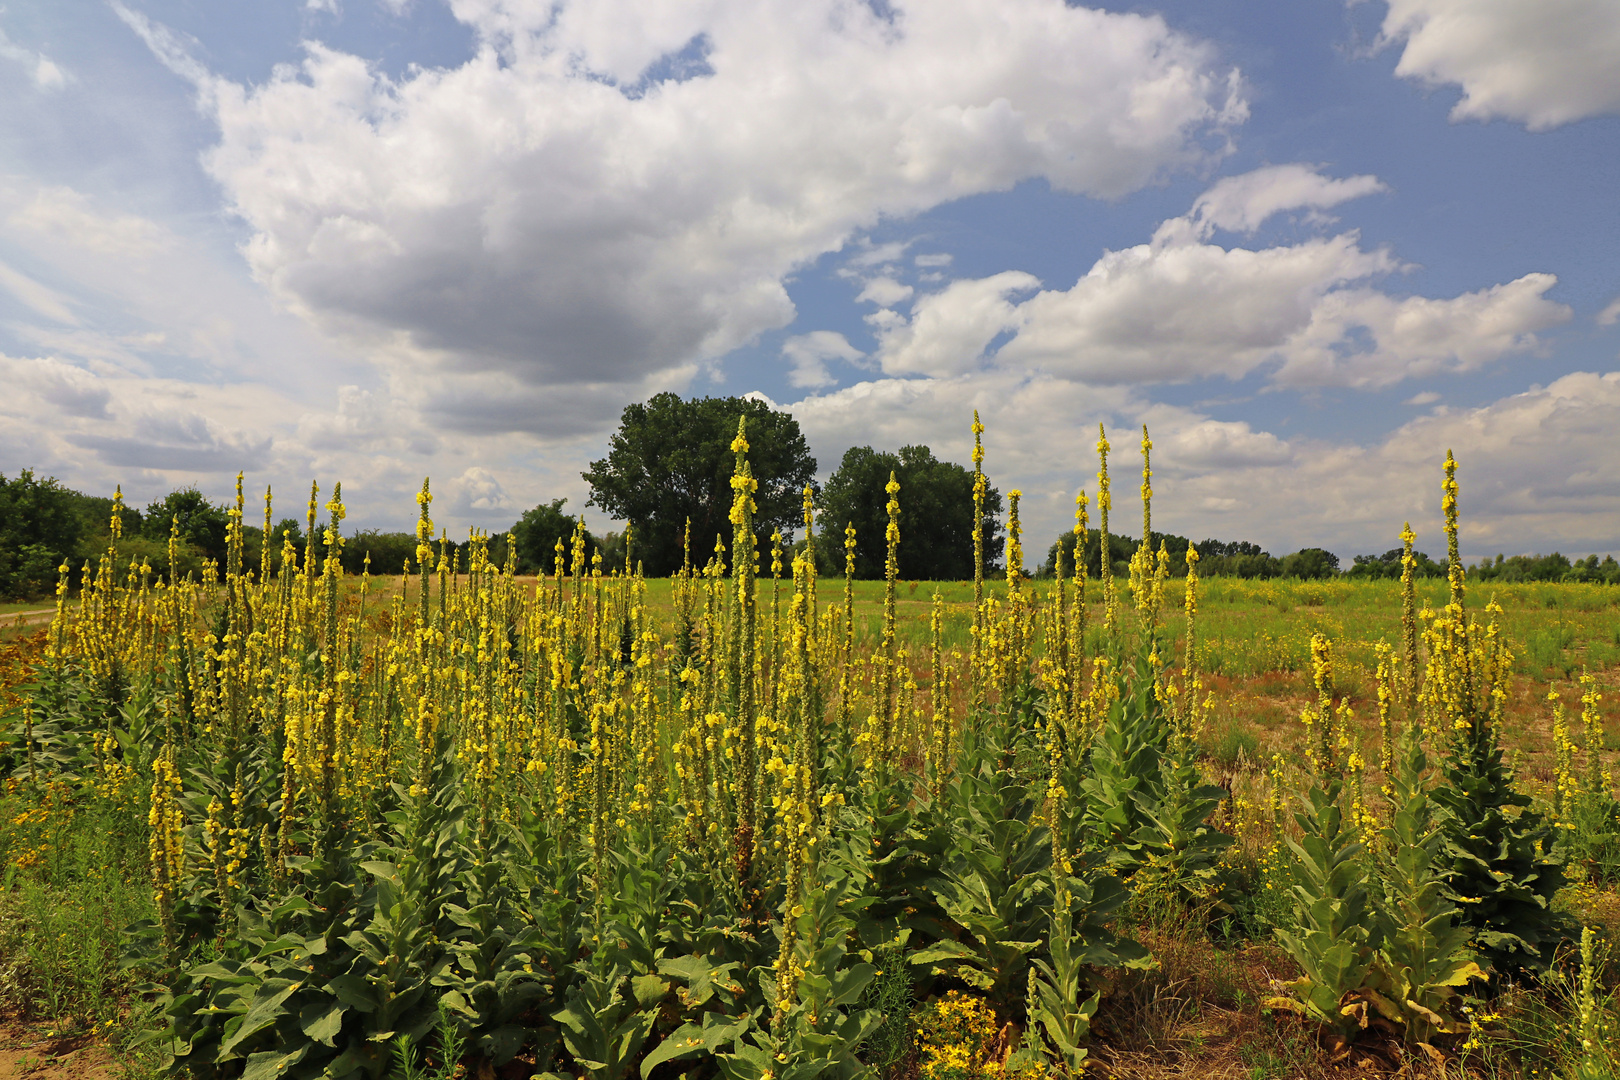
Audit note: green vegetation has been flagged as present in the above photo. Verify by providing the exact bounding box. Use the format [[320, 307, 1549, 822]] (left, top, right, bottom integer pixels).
[[4, 419, 1620, 1080]]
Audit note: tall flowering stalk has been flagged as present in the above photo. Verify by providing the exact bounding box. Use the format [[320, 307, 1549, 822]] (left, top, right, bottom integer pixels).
[[1425, 450, 1565, 977], [868, 472, 902, 771], [149, 748, 186, 957], [970, 411, 987, 709], [1096, 426, 1116, 642], [727, 419, 761, 889]]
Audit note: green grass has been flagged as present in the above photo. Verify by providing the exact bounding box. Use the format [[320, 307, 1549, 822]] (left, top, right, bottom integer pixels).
[[0, 776, 162, 1075]]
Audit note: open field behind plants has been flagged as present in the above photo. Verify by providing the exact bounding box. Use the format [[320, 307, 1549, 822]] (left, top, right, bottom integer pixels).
[[2, 421, 1620, 1080]]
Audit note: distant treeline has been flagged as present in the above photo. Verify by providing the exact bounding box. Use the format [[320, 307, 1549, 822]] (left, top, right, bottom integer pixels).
[[4, 468, 1617, 599], [0, 471, 630, 600], [1469, 551, 1620, 584], [1041, 530, 1346, 581]]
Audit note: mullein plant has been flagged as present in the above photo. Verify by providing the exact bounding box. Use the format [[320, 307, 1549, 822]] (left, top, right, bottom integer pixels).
[[1364, 725, 1484, 1049], [1548, 671, 1620, 884], [1073, 426, 1229, 904], [1424, 452, 1568, 979], [1268, 632, 1385, 1050]]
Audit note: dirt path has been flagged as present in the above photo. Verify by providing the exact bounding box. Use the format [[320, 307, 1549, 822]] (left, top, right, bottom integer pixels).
[[0, 1019, 121, 1080]]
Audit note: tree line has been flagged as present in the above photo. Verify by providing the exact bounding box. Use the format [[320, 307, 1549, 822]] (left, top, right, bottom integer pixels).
[[5, 393, 1615, 597]]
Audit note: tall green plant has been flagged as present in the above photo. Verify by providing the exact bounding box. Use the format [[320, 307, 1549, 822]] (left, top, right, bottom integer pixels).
[[1268, 782, 1382, 1049], [1426, 454, 1568, 978], [1366, 729, 1483, 1046]]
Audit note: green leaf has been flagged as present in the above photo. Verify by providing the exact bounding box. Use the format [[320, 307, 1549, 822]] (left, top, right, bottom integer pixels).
[[326, 974, 378, 1014], [631, 973, 669, 1008], [239, 1045, 308, 1080], [299, 999, 345, 1047], [219, 978, 303, 1059], [640, 1023, 709, 1076]]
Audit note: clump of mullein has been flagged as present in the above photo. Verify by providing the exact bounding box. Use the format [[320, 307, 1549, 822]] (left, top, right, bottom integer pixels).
[[1425, 451, 1567, 979]]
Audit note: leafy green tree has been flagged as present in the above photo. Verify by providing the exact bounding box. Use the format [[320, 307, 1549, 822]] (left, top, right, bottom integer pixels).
[[142, 487, 230, 564], [1279, 547, 1341, 580], [1193, 539, 1279, 579], [815, 445, 1002, 580], [511, 499, 597, 575], [1346, 547, 1445, 580], [0, 471, 89, 598], [1044, 529, 1187, 580], [340, 531, 419, 574], [73, 493, 143, 539], [582, 394, 816, 576]]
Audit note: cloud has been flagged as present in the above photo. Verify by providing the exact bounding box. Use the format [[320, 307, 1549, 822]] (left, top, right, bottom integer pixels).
[[914, 253, 953, 268], [1405, 390, 1440, 405], [997, 233, 1395, 383], [872, 165, 1569, 388], [451, 466, 513, 519], [1598, 296, 1620, 327], [878, 271, 1040, 377], [784, 369, 1620, 559], [137, 0, 1244, 422], [782, 331, 862, 389], [1, 355, 113, 420], [855, 277, 915, 307], [1274, 273, 1569, 387], [0, 260, 78, 324], [1378, 0, 1620, 129], [0, 28, 67, 90], [8, 188, 168, 258], [68, 408, 275, 473], [1187, 163, 1386, 236]]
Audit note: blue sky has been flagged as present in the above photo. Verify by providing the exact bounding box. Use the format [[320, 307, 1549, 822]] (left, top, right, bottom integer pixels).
[[1, 0, 1617, 562]]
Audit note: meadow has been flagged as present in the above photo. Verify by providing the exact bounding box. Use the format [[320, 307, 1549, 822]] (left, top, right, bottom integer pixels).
[[1, 422, 1619, 1080]]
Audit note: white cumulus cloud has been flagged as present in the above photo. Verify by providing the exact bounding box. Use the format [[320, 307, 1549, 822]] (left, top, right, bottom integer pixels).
[[782, 331, 863, 390], [1187, 163, 1386, 236], [1378, 0, 1620, 129], [131, 0, 1244, 420], [872, 164, 1569, 388]]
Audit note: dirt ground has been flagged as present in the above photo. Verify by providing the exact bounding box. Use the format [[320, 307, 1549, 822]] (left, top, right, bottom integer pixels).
[[0, 1017, 121, 1080]]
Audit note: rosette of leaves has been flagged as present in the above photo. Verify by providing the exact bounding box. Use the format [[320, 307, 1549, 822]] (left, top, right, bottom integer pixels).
[[643, 868, 880, 1080], [1027, 872, 1149, 1077], [436, 852, 549, 1065], [910, 742, 1052, 1015], [911, 735, 1146, 1025], [1076, 636, 1230, 901], [162, 761, 495, 1078], [1364, 730, 1484, 1047], [1268, 782, 1383, 1049], [1431, 707, 1569, 979]]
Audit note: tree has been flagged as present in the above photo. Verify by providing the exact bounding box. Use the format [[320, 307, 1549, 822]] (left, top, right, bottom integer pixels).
[[582, 394, 817, 576], [0, 471, 91, 598], [142, 487, 230, 564], [1347, 548, 1445, 580], [1044, 529, 1188, 580], [815, 445, 1003, 580], [511, 499, 597, 575], [1194, 539, 1280, 580], [1279, 547, 1341, 580]]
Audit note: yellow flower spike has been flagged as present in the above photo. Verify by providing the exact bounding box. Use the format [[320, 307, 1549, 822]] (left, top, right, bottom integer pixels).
[[1442, 450, 1465, 609], [1096, 424, 1117, 639]]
